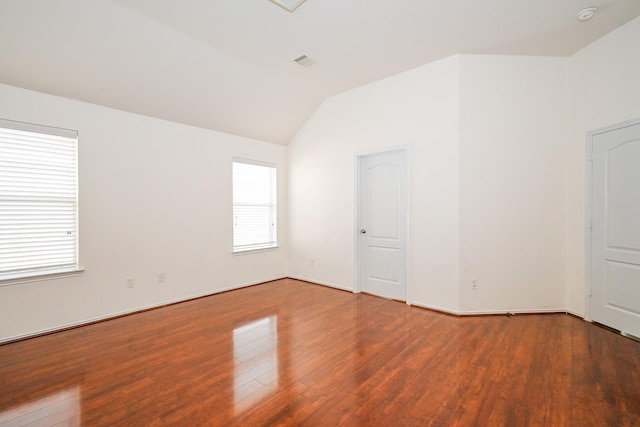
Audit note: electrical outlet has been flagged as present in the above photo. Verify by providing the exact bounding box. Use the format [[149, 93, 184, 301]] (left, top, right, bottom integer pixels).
[[471, 278, 479, 291], [158, 273, 166, 284], [126, 277, 135, 289]]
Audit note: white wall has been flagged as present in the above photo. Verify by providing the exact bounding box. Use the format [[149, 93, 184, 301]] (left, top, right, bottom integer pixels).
[[566, 17, 640, 316], [458, 55, 568, 312], [0, 84, 288, 342], [288, 53, 569, 314], [3, 17, 638, 340], [288, 56, 461, 310]]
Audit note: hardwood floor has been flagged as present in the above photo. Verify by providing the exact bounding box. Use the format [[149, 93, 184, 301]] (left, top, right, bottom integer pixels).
[[1, 278, 639, 426]]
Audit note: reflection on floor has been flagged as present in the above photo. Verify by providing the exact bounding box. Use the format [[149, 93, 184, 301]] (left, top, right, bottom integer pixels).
[[233, 316, 278, 413], [1, 279, 640, 425], [0, 386, 80, 427]]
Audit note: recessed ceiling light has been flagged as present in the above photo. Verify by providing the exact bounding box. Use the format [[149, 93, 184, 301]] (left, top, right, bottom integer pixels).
[[577, 7, 597, 22], [268, 0, 307, 13]]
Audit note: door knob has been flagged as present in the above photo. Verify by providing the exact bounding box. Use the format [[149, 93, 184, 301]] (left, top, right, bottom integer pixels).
[[360, 229, 367, 234]]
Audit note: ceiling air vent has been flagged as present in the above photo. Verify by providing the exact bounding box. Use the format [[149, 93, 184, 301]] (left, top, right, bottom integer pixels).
[[294, 54, 316, 67], [268, 0, 307, 12]]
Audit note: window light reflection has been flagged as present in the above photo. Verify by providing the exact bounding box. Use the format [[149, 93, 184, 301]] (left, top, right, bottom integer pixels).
[[233, 316, 278, 413], [0, 386, 81, 426]]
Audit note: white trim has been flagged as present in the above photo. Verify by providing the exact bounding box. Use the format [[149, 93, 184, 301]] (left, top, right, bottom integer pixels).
[[232, 246, 279, 256], [232, 157, 276, 169], [0, 267, 84, 287], [621, 331, 640, 342], [0, 276, 286, 345], [585, 129, 594, 321], [286, 275, 354, 292], [585, 117, 640, 322], [457, 308, 569, 316], [1, 277, 581, 344], [567, 309, 586, 319], [411, 300, 571, 316], [354, 145, 410, 157], [404, 146, 411, 305], [353, 154, 360, 293], [0, 117, 77, 139], [409, 301, 460, 316]]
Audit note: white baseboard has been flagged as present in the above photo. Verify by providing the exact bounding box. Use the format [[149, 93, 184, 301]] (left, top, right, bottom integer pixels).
[[286, 275, 354, 292], [1, 277, 584, 344], [459, 307, 569, 315], [293, 280, 572, 317], [566, 309, 586, 319], [408, 301, 460, 316], [0, 276, 287, 345], [410, 300, 571, 317]]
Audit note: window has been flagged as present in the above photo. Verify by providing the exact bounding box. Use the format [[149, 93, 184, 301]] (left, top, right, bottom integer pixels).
[[232, 159, 277, 253], [0, 118, 79, 282]]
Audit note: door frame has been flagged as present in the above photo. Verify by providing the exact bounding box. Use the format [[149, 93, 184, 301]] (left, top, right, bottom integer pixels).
[[354, 146, 410, 304], [585, 117, 640, 322]]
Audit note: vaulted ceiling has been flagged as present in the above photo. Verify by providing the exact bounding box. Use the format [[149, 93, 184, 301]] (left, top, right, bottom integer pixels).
[[1, 0, 638, 144]]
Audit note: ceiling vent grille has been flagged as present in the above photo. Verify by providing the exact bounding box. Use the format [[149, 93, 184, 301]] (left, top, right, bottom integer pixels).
[[268, 0, 307, 12], [294, 55, 316, 67]]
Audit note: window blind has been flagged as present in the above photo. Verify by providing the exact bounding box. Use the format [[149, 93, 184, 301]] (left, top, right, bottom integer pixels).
[[232, 159, 277, 252], [0, 119, 78, 280]]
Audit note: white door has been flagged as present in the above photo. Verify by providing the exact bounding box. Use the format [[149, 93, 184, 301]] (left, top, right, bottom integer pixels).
[[357, 149, 407, 301], [590, 120, 640, 338]]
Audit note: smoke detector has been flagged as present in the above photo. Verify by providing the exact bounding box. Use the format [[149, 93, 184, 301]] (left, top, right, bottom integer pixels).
[[577, 7, 597, 22], [268, 0, 307, 12]]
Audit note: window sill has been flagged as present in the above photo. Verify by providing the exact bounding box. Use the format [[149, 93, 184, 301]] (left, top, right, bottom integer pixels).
[[0, 267, 85, 287], [233, 246, 279, 256]]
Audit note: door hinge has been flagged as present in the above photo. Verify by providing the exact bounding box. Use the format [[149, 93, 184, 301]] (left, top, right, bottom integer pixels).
[[589, 287, 593, 297], [588, 222, 593, 230], [589, 151, 593, 161]]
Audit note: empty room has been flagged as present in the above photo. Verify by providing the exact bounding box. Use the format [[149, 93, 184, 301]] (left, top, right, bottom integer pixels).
[[1, 0, 640, 425]]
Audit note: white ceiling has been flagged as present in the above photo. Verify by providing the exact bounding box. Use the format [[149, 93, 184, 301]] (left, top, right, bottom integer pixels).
[[1, 0, 638, 144]]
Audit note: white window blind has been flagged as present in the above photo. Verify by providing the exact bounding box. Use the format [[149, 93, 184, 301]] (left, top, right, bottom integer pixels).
[[0, 118, 78, 281], [233, 159, 277, 252]]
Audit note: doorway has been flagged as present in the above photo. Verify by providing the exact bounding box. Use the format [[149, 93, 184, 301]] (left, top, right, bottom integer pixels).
[[356, 149, 408, 301], [588, 119, 640, 338]]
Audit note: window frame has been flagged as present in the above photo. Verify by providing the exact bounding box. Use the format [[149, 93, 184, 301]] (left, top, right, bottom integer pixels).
[[0, 118, 82, 285], [232, 158, 278, 254]]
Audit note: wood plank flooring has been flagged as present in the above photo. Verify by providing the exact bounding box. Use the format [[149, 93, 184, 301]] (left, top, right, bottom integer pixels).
[[1, 278, 639, 426]]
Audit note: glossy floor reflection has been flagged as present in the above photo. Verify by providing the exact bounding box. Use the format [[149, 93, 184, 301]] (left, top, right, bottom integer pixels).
[[0, 386, 80, 426], [233, 316, 278, 413], [1, 279, 640, 426]]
